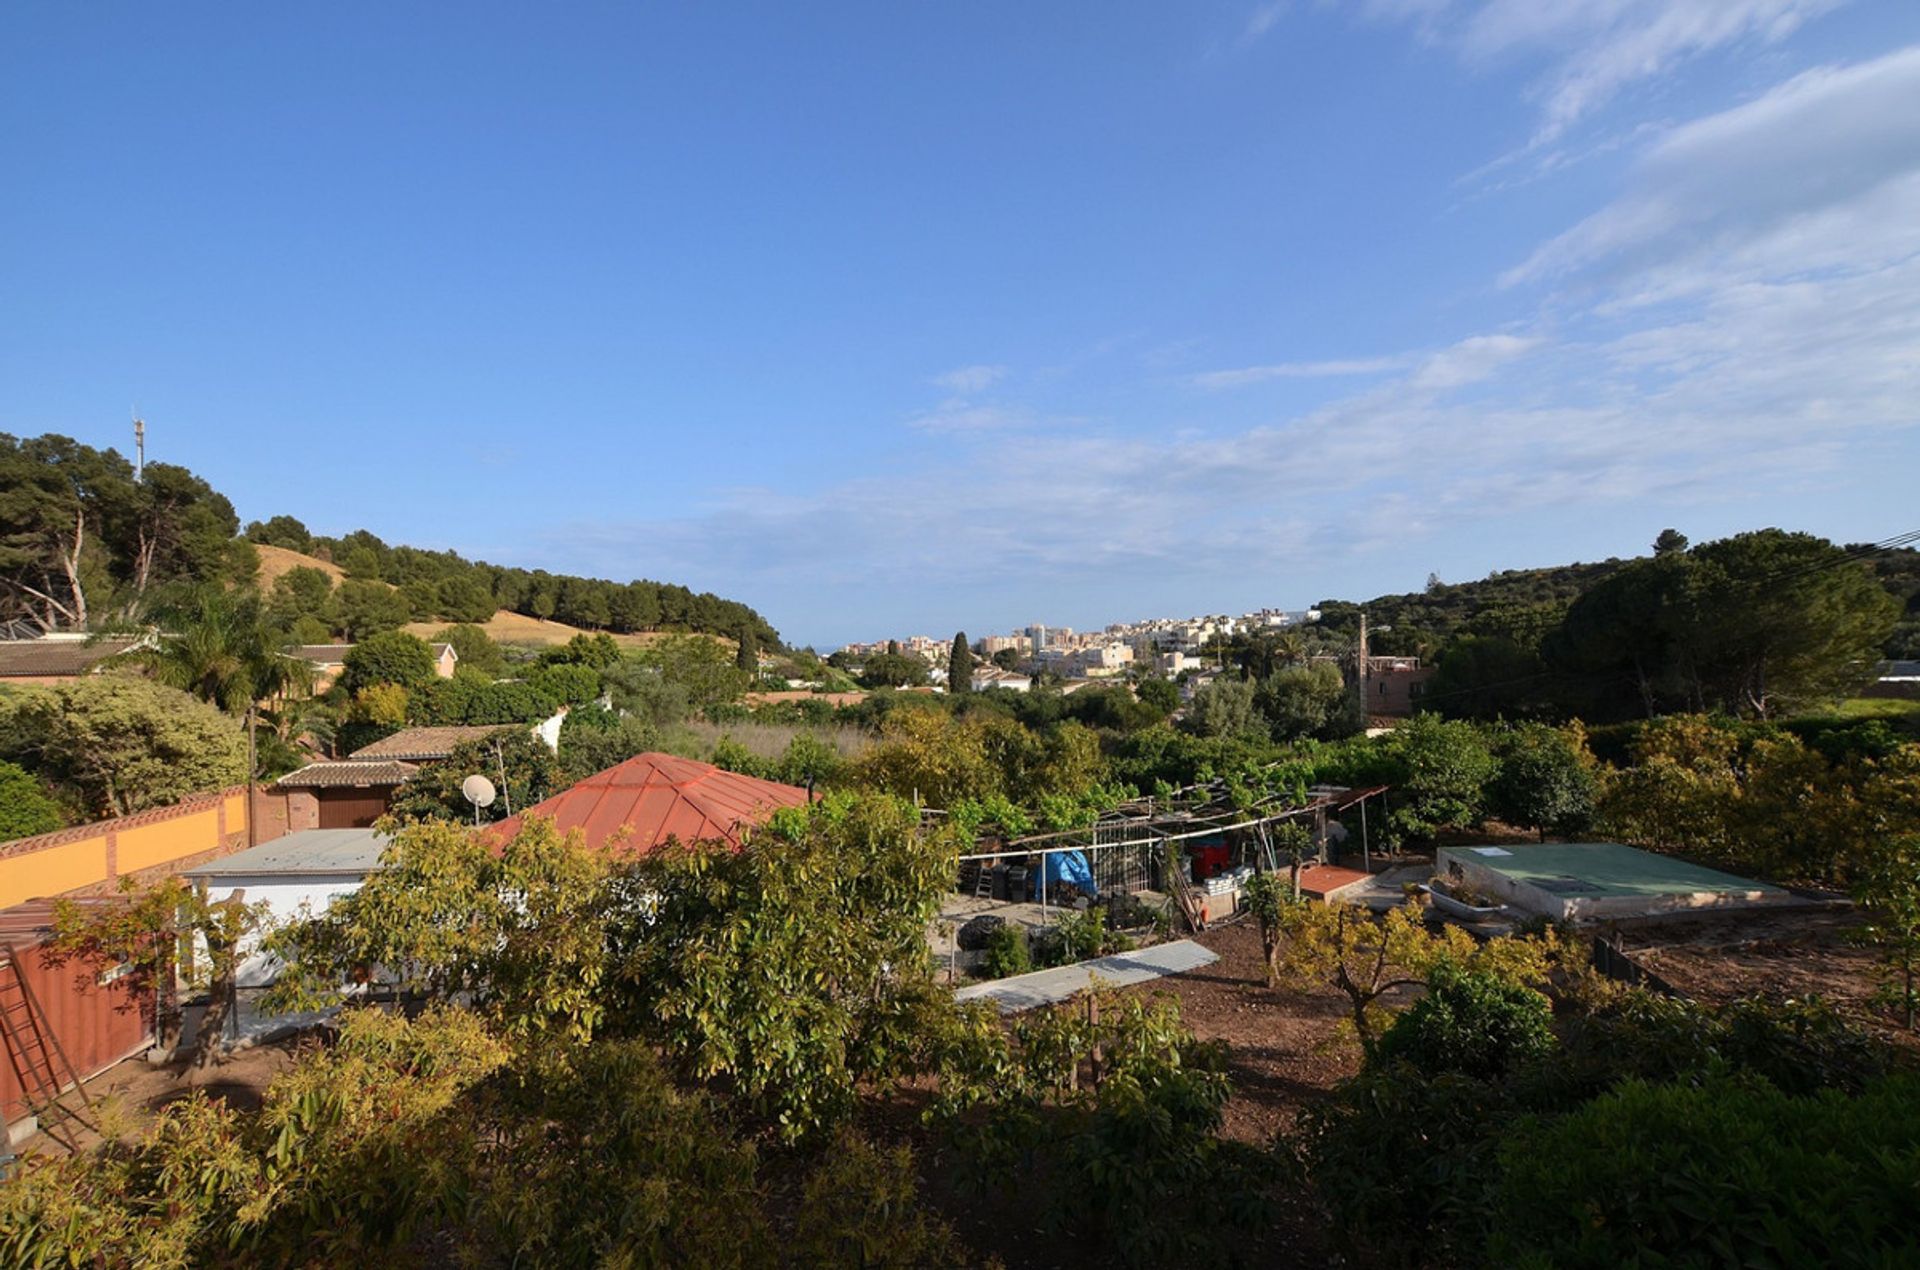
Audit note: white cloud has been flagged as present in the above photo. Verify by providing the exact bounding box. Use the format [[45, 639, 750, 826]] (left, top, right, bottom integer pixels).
[[1357, 0, 1848, 147], [931, 364, 1008, 394], [1191, 356, 1405, 389], [1243, 2, 1288, 44], [1506, 44, 1920, 286], [554, 46, 1920, 640]]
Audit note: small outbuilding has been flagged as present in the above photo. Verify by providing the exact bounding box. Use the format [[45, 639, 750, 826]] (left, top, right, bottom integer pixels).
[[180, 828, 389, 987], [1435, 842, 1796, 923]]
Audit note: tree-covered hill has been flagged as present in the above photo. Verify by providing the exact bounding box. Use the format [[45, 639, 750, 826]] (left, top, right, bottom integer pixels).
[[0, 433, 778, 647]]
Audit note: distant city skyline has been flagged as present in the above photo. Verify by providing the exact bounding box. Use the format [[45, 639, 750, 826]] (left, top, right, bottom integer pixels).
[[5, 5, 1918, 649]]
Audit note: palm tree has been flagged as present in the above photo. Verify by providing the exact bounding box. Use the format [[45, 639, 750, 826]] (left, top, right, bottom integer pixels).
[[135, 588, 316, 841]]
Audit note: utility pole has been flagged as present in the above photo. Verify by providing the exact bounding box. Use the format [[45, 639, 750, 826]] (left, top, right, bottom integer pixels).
[[1356, 612, 1370, 723]]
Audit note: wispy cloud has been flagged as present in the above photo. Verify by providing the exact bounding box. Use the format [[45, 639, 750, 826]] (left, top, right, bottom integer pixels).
[[1356, 0, 1849, 152], [932, 364, 1008, 394], [1191, 356, 1405, 390], [553, 44, 1920, 642], [1242, 2, 1288, 45]]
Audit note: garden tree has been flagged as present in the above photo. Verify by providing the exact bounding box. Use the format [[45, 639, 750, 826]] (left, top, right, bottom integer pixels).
[[0, 1007, 511, 1267], [265, 818, 616, 1045], [857, 651, 931, 689], [340, 543, 383, 580], [557, 712, 656, 782], [51, 876, 267, 1066], [734, 623, 758, 674], [0, 433, 131, 631], [433, 573, 495, 624], [431, 622, 505, 677], [1373, 963, 1555, 1081], [1853, 833, 1920, 1029], [350, 682, 409, 727], [137, 586, 312, 716], [621, 792, 961, 1140], [540, 631, 621, 669], [1134, 674, 1179, 717], [947, 631, 972, 694], [529, 661, 601, 707], [266, 564, 336, 632], [1545, 551, 1703, 720], [604, 634, 748, 718], [0, 760, 61, 838], [1489, 722, 1598, 839], [1653, 527, 1690, 556], [990, 647, 1024, 672], [1490, 1075, 1920, 1268], [119, 462, 246, 595], [1256, 662, 1348, 740], [243, 513, 314, 552], [1275, 900, 1565, 1061], [855, 708, 1003, 806], [410, 672, 560, 725], [1424, 633, 1551, 720], [400, 577, 439, 620], [1385, 712, 1500, 837], [1689, 529, 1897, 717], [1595, 714, 1744, 859], [386, 731, 561, 823], [253, 697, 336, 777], [332, 578, 410, 640], [340, 629, 437, 694], [928, 989, 1272, 1266], [886, 639, 900, 656], [1186, 675, 1264, 742], [0, 678, 246, 816]]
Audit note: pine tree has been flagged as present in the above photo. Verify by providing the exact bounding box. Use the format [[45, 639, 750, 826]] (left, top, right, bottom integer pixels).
[[948, 632, 973, 694]]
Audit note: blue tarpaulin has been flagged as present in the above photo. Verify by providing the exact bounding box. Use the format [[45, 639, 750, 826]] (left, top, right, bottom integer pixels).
[[1041, 849, 1097, 896]]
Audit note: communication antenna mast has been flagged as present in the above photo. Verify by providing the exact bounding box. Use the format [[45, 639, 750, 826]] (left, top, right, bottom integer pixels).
[[132, 412, 146, 482]]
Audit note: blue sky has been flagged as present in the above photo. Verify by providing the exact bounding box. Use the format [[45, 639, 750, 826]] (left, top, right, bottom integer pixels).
[[4, 3, 1918, 649]]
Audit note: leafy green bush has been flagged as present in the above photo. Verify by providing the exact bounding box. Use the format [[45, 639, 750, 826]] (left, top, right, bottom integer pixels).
[[0, 758, 61, 839], [1375, 963, 1555, 1081], [982, 922, 1031, 978], [1295, 1067, 1507, 1265], [791, 1131, 970, 1269], [931, 991, 1270, 1268], [1492, 1075, 1920, 1269]]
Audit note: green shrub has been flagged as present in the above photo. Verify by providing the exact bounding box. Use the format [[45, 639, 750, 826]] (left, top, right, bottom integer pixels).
[[1492, 1075, 1920, 1269], [791, 1131, 970, 1269], [983, 923, 1031, 978], [1375, 963, 1555, 1081]]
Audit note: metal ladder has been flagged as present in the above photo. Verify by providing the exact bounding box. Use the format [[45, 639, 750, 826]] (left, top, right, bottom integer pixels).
[[0, 945, 95, 1153]]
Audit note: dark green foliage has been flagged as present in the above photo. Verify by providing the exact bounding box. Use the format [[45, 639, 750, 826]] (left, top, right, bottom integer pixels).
[[540, 631, 621, 669], [1256, 662, 1348, 740], [932, 991, 1272, 1268], [1491, 1076, 1920, 1269], [388, 731, 560, 823], [981, 922, 1031, 978], [1488, 722, 1597, 837], [1134, 675, 1179, 716], [433, 574, 495, 624], [340, 630, 438, 694], [1375, 964, 1555, 1081], [333, 579, 411, 641], [244, 514, 314, 553], [266, 565, 336, 632], [0, 759, 62, 839], [1386, 713, 1499, 838], [411, 670, 558, 725], [857, 651, 930, 688], [529, 662, 601, 707], [947, 632, 972, 695], [431, 623, 505, 677], [1296, 1067, 1508, 1264], [735, 625, 757, 674]]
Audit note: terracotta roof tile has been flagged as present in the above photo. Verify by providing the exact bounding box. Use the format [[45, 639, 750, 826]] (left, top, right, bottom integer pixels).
[[491, 752, 810, 855], [349, 725, 514, 762], [274, 760, 419, 788]]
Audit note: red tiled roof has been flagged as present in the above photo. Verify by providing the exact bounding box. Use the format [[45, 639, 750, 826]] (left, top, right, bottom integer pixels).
[[1299, 863, 1371, 900], [491, 752, 810, 855]]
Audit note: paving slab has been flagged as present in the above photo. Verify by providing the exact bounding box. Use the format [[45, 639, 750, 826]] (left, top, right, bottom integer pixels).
[[953, 939, 1219, 1013]]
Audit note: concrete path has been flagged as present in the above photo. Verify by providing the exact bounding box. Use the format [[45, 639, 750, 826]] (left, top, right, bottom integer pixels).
[[953, 939, 1219, 1013]]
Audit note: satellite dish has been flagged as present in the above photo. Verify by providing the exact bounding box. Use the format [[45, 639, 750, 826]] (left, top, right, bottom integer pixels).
[[461, 774, 498, 809]]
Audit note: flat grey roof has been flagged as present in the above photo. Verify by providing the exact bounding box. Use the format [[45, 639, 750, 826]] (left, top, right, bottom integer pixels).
[[183, 828, 390, 878]]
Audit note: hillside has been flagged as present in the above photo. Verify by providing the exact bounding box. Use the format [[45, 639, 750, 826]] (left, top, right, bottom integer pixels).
[[402, 612, 735, 652], [255, 543, 346, 589]]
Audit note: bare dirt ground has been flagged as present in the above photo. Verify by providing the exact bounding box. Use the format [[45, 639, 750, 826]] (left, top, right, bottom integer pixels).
[[1617, 905, 1920, 1052], [20, 1037, 309, 1158]]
